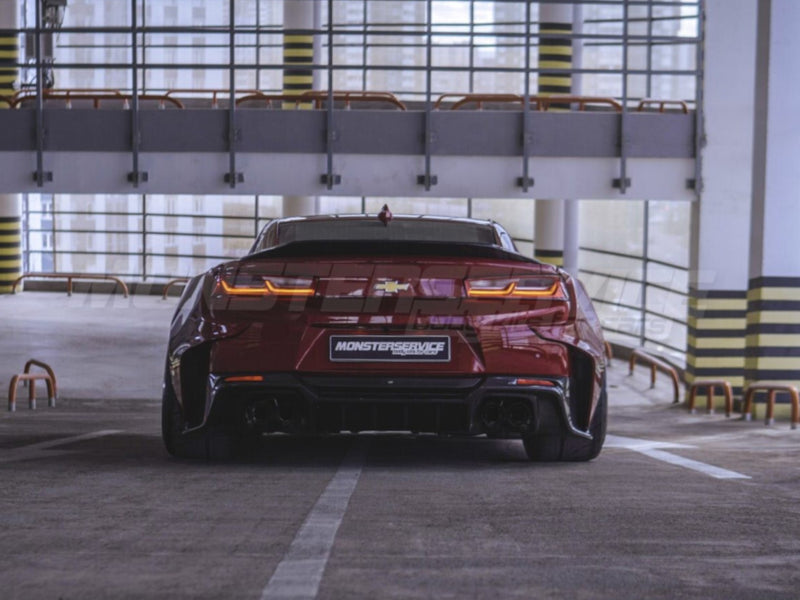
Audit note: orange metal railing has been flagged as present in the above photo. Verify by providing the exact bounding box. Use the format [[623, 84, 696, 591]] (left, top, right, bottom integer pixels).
[[743, 381, 799, 429], [434, 93, 623, 112], [163, 88, 261, 108], [300, 90, 407, 110], [7, 88, 693, 115], [236, 90, 407, 110], [628, 348, 681, 404], [235, 92, 297, 108], [13, 90, 184, 109], [12, 272, 130, 298], [8, 359, 58, 412], [636, 99, 689, 114], [162, 278, 190, 299], [687, 379, 733, 417]]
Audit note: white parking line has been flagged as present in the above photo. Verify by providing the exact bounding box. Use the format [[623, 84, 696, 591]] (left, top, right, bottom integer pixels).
[[0, 429, 123, 464], [261, 438, 368, 600], [606, 434, 750, 480]]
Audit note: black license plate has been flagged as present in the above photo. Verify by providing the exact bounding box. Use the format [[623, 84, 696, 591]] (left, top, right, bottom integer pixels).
[[329, 335, 451, 363]]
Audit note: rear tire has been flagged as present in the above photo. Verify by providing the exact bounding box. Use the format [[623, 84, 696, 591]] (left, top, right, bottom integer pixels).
[[523, 375, 607, 462], [161, 366, 237, 460]]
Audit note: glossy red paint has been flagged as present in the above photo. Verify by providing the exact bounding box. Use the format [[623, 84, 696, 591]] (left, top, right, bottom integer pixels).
[[162, 214, 608, 462], [206, 256, 575, 376]]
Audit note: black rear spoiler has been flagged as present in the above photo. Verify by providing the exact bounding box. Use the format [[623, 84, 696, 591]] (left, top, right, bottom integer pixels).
[[246, 240, 540, 264]]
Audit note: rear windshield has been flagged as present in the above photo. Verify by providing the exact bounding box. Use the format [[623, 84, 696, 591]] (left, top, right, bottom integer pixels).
[[276, 219, 497, 246]]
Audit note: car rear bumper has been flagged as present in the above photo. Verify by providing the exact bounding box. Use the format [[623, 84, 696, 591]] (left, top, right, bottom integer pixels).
[[196, 373, 592, 440]]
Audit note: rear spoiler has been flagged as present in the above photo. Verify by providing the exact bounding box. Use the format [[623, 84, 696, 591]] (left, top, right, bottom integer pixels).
[[246, 240, 541, 264]]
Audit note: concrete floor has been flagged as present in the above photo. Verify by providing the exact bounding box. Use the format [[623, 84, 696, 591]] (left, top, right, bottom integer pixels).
[[1, 292, 800, 599]]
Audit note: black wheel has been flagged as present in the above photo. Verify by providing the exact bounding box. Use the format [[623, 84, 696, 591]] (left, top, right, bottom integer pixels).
[[161, 366, 237, 460], [523, 375, 607, 462]]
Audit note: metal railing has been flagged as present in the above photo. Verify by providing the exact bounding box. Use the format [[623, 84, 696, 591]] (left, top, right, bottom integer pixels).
[[11, 1, 700, 358], [22, 199, 265, 281], [579, 244, 689, 363], [628, 348, 681, 404], [7, 0, 703, 192]]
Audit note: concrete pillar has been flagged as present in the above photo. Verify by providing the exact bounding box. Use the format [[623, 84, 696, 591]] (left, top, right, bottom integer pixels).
[[282, 0, 317, 218], [535, 200, 565, 267], [686, 0, 756, 400], [282, 196, 318, 218], [534, 3, 573, 268], [561, 6, 582, 276], [283, 0, 315, 106], [745, 0, 800, 393], [0, 0, 20, 293]]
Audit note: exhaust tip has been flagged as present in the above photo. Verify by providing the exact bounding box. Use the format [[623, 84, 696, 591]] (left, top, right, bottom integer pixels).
[[479, 398, 535, 434], [479, 399, 502, 431], [503, 400, 533, 432]]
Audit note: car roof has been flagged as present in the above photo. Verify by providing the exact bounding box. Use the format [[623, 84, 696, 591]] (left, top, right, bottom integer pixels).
[[275, 213, 498, 227]]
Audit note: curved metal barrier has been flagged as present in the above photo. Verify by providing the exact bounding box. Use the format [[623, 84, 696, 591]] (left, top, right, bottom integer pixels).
[[12, 272, 130, 298], [14, 90, 184, 109], [434, 93, 522, 110], [628, 348, 681, 404], [687, 379, 733, 417], [7, 88, 690, 115], [164, 88, 261, 108], [162, 278, 190, 299], [603, 341, 614, 366], [236, 90, 407, 111], [435, 93, 623, 112], [8, 359, 58, 412], [743, 381, 799, 429], [300, 90, 407, 110], [235, 92, 301, 108], [637, 99, 690, 114]]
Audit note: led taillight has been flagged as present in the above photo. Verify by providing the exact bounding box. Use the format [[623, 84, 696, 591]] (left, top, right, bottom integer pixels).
[[220, 275, 315, 297], [465, 277, 564, 299]]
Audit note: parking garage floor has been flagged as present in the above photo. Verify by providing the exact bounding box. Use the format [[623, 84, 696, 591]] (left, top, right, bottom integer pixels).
[[2, 292, 800, 599]]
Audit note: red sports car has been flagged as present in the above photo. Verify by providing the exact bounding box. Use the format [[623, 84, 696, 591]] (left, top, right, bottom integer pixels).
[[162, 208, 607, 461]]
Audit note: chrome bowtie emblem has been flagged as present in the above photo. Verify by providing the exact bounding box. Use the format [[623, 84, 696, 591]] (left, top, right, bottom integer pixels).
[[374, 280, 410, 293]]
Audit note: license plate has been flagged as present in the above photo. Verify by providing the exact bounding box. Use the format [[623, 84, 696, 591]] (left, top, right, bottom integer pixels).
[[329, 335, 451, 363]]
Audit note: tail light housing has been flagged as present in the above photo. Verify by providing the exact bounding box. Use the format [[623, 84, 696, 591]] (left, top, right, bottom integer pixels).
[[465, 276, 566, 299], [218, 273, 315, 297]]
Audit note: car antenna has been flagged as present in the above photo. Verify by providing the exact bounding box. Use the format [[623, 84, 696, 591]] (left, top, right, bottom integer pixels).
[[378, 204, 393, 226]]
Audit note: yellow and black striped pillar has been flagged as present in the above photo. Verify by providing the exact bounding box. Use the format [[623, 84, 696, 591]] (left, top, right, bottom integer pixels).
[[283, 0, 316, 102], [741, 6, 800, 418], [533, 5, 572, 267], [0, 13, 20, 294], [281, 1, 318, 217], [1, 25, 18, 100], [537, 19, 572, 109], [745, 278, 800, 391], [0, 210, 22, 294], [686, 289, 748, 400], [533, 248, 564, 268], [282, 32, 313, 108]]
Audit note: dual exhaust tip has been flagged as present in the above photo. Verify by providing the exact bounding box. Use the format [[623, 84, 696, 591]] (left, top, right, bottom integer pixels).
[[479, 398, 535, 434], [245, 396, 307, 433]]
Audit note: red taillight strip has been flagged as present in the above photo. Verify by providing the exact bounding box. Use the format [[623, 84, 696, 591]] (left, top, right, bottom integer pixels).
[[224, 375, 264, 383]]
